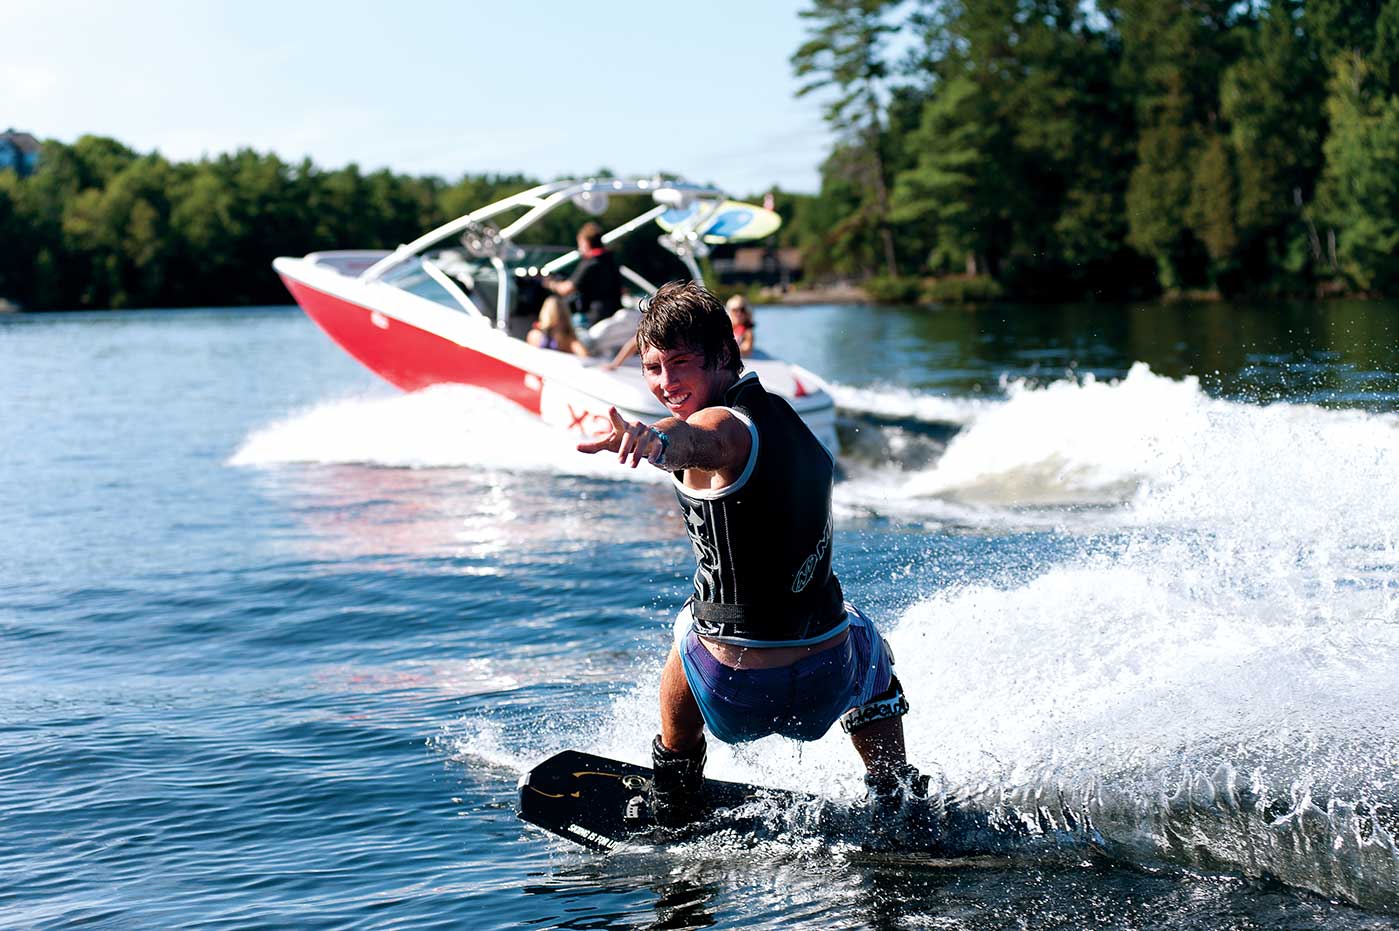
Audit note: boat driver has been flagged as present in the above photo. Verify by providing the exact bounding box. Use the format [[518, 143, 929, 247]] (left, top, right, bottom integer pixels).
[[546, 222, 623, 327], [577, 280, 932, 835]]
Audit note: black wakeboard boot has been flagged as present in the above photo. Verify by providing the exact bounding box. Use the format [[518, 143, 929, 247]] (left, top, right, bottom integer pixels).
[[648, 734, 707, 830], [864, 762, 940, 849]]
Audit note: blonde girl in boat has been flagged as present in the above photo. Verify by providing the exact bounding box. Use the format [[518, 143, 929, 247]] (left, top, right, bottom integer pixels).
[[528, 296, 591, 358]]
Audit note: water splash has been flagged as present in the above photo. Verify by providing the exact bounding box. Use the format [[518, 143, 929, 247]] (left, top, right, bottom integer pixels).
[[228, 384, 667, 483], [836, 363, 1399, 528], [343, 368, 1399, 907], [828, 381, 990, 427], [848, 364, 1399, 907]]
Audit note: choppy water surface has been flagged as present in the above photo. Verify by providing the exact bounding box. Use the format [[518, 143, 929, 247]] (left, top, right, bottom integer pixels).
[[3, 300, 1399, 929]]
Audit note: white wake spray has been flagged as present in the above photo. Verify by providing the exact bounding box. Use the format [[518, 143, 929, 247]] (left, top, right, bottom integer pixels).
[[259, 368, 1399, 904], [836, 362, 1399, 523], [835, 364, 1399, 906], [828, 381, 991, 426], [228, 384, 668, 483], [597, 366, 1399, 904]]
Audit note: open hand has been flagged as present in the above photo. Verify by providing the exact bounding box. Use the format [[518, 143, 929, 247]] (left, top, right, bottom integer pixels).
[[577, 408, 665, 469]]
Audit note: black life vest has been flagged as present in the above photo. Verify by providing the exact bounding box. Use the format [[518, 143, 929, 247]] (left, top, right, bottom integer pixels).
[[673, 372, 846, 645]]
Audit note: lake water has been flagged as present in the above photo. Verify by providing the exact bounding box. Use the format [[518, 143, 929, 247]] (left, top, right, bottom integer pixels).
[[3, 300, 1399, 929]]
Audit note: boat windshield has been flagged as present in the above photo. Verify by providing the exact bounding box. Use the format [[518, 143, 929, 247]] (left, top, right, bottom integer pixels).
[[377, 244, 574, 332], [374, 254, 486, 317]]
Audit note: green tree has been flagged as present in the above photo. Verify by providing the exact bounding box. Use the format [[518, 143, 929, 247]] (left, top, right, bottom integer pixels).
[[799, 144, 885, 278], [1219, 0, 1327, 288], [887, 0, 1142, 296], [890, 74, 1002, 276], [0, 173, 23, 304], [1317, 52, 1399, 292], [9, 140, 97, 307], [168, 160, 246, 306], [61, 154, 177, 307], [1117, 0, 1245, 291], [1306, 0, 1389, 60], [968, 0, 1137, 295], [1376, 0, 1399, 92], [218, 149, 317, 304], [1186, 130, 1238, 271], [792, 0, 901, 276], [1125, 76, 1201, 290]]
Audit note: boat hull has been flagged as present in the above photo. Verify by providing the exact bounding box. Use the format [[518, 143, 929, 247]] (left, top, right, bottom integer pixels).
[[280, 273, 543, 413], [275, 257, 838, 451]]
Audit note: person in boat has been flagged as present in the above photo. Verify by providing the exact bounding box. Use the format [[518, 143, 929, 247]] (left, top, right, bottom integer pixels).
[[725, 294, 755, 356], [546, 221, 623, 327], [577, 280, 929, 832], [527, 296, 590, 357]]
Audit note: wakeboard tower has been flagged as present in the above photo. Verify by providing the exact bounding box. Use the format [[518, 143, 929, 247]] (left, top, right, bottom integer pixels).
[[517, 749, 1028, 854]]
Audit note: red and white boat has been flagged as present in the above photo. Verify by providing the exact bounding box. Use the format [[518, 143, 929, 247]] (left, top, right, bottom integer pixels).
[[273, 177, 837, 451]]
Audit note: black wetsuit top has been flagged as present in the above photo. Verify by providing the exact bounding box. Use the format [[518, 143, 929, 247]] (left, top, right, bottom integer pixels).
[[569, 249, 622, 326], [673, 372, 846, 645]]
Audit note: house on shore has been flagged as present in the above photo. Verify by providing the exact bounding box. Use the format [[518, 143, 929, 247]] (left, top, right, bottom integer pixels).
[[710, 245, 803, 290], [0, 130, 41, 177]]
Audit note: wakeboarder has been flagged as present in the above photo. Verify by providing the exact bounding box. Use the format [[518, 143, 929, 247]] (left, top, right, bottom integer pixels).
[[578, 280, 930, 831]]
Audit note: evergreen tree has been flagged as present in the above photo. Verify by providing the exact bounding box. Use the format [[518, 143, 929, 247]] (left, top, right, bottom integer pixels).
[[1117, 0, 1245, 291], [1306, 0, 1388, 60], [805, 143, 887, 278], [1375, 0, 1399, 93], [1317, 52, 1399, 292], [792, 0, 901, 276], [59, 155, 176, 307], [1125, 75, 1200, 291], [1219, 0, 1327, 288], [889, 0, 1139, 295], [1186, 130, 1238, 273], [890, 74, 1002, 276], [0, 173, 21, 304]]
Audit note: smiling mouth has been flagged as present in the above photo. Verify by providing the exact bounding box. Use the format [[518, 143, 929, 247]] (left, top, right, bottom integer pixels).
[[662, 391, 691, 410]]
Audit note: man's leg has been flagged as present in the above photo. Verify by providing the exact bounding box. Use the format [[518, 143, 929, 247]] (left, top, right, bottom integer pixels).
[[837, 611, 913, 779], [849, 714, 907, 777], [659, 646, 705, 752], [842, 674, 917, 784], [840, 659, 933, 837], [846, 703, 933, 842], [650, 645, 708, 827]]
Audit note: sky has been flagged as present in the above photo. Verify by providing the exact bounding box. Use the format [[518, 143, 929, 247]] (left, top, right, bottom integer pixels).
[[1, 0, 836, 194]]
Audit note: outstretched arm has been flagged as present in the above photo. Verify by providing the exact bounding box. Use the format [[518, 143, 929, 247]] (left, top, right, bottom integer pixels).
[[578, 407, 752, 479]]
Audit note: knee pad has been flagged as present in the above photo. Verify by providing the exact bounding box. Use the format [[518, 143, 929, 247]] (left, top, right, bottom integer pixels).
[[839, 675, 909, 734]]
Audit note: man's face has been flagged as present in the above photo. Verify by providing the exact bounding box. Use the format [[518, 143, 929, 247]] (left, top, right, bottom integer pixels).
[[640, 344, 727, 420]]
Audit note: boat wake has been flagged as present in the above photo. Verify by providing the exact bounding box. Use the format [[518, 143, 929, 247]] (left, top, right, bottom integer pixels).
[[827, 364, 1399, 907], [227, 384, 668, 483], [832, 362, 1399, 527], [439, 363, 1399, 909]]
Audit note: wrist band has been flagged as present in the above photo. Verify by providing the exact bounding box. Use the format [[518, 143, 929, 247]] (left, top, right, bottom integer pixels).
[[649, 427, 670, 466]]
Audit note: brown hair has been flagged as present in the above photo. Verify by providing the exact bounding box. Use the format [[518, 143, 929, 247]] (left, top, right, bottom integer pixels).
[[577, 222, 604, 249], [636, 280, 742, 375]]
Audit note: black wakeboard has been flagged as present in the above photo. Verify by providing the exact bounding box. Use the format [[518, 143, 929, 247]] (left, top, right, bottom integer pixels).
[[517, 749, 1029, 855], [517, 749, 815, 851]]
